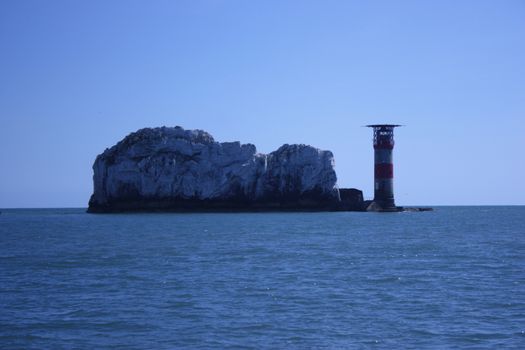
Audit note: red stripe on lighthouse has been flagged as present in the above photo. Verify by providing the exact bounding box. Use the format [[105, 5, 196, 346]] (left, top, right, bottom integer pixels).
[[373, 143, 394, 150], [375, 163, 393, 178]]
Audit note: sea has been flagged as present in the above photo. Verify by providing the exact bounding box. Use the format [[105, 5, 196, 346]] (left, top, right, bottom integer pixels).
[[1, 207, 524, 349]]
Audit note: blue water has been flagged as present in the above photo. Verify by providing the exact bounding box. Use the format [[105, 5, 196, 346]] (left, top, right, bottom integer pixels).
[[1, 207, 524, 349]]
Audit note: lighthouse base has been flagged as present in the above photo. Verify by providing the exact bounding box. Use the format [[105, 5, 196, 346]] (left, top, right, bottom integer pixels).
[[365, 201, 433, 212], [366, 201, 403, 212]]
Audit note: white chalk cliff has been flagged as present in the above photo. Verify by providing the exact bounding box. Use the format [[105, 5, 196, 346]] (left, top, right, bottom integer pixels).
[[88, 126, 341, 212]]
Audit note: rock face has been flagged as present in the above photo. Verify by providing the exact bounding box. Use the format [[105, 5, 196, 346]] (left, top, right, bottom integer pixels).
[[88, 126, 356, 212]]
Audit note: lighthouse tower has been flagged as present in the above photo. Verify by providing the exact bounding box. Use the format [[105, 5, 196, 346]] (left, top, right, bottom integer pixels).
[[366, 124, 401, 211]]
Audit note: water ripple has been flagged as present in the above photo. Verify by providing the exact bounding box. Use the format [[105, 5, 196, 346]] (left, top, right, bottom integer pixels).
[[0, 207, 524, 349]]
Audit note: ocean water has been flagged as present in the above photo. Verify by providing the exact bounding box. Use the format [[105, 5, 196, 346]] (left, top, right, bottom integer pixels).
[[0, 207, 524, 349]]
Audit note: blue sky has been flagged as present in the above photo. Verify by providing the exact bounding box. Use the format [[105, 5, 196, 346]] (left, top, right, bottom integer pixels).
[[1, 0, 524, 207]]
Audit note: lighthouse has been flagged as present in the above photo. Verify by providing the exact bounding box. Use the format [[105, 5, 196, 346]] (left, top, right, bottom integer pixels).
[[366, 124, 401, 211]]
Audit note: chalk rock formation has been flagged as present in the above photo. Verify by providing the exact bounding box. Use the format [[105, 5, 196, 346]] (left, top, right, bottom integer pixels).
[[88, 126, 342, 212]]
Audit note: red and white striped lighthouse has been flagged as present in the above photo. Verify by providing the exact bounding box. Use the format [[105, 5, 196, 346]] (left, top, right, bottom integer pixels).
[[366, 124, 401, 210]]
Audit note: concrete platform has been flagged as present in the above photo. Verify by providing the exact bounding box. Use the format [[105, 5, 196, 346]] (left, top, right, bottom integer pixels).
[[365, 201, 433, 212]]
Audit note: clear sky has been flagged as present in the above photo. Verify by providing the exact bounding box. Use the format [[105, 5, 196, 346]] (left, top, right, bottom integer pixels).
[[1, 0, 524, 208]]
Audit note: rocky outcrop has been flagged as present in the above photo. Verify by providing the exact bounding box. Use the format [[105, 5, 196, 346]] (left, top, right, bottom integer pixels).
[[88, 126, 361, 212]]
